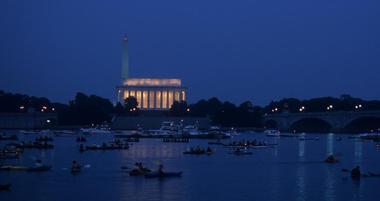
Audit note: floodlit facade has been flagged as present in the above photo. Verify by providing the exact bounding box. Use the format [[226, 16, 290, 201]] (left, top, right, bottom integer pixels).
[[116, 35, 187, 110]]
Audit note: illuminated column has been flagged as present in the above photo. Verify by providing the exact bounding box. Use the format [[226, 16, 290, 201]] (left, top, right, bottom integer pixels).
[[117, 89, 123, 103], [175, 91, 180, 102], [121, 34, 129, 84], [168, 91, 174, 108], [181, 90, 186, 101], [136, 91, 142, 108], [162, 91, 167, 109], [149, 91, 155, 109], [156, 91, 161, 109], [129, 90, 135, 98], [142, 91, 148, 109], [124, 90, 130, 100]]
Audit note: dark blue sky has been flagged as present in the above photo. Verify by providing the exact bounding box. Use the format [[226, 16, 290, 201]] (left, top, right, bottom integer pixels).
[[1, 0, 379, 105]]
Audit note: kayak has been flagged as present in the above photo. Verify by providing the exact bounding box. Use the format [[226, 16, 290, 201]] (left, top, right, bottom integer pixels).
[[0, 165, 51, 172], [144, 171, 182, 178], [0, 135, 18, 141], [0, 183, 11, 191], [71, 168, 81, 174], [129, 168, 151, 176], [183, 151, 212, 155]]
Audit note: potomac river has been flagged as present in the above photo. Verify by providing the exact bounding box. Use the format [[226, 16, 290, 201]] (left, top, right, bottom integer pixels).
[[1, 131, 380, 201]]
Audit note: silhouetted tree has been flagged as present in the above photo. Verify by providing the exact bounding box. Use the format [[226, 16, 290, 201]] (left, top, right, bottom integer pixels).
[[124, 97, 139, 115], [170, 101, 189, 116], [114, 102, 124, 115]]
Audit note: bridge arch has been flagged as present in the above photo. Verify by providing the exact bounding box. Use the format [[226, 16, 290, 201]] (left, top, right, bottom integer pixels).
[[343, 116, 380, 133], [289, 118, 332, 133]]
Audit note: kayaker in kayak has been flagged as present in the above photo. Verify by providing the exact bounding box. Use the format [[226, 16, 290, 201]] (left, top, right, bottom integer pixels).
[[325, 154, 338, 163], [79, 144, 85, 152], [351, 166, 361, 179], [137, 163, 145, 173], [71, 160, 81, 172], [35, 159, 43, 167], [158, 164, 164, 176]]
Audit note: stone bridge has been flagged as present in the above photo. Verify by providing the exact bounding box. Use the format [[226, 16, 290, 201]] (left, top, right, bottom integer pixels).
[[263, 110, 380, 132]]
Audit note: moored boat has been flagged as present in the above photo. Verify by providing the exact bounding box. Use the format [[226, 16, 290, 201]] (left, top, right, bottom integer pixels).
[[264, 129, 281, 137]]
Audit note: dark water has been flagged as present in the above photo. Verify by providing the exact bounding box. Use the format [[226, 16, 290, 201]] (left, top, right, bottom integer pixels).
[[1, 131, 380, 201]]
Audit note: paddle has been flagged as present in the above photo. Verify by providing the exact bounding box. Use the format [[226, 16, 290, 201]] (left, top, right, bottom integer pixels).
[[61, 164, 91, 171], [341, 168, 380, 178]]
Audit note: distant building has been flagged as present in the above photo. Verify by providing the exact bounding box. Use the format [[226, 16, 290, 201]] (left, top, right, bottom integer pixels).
[[116, 35, 187, 110]]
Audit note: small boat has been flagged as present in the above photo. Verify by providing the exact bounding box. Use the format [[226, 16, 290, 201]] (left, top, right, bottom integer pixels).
[[0, 135, 18, 141], [0, 183, 11, 191], [20, 130, 39, 135], [54, 130, 76, 137], [359, 133, 380, 140], [162, 138, 189, 143], [144, 171, 182, 178], [264, 130, 281, 137], [80, 127, 112, 134], [71, 167, 81, 174], [299, 137, 319, 141], [0, 153, 20, 160], [0, 165, 51, 172], [182, 125, 200, 136], [183, 150, 213, 155], [124, 137, 139, 143], [129, 168, 152, 176], [35, 136, 53, 142], [149, 121, 182, 136]]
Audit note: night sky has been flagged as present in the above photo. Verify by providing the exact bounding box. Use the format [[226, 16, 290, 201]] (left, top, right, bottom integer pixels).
[[1, 0, 379, 105]]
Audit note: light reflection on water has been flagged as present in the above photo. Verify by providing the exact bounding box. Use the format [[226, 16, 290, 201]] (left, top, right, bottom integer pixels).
[[1, 131, 380, 201], [326, 133, 334, 155]]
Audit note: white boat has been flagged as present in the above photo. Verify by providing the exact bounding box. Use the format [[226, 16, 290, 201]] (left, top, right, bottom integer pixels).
[[264, 129, 281, 137], [208, 126, 231, 138], [19, 130, 40, 134], [225, 127, 239, 136], [182, 125, 200, 135], [359, 133, 380, 140], [54, 130, 76, 136], [80, 127, 112, 134], [150, 121, 182, 135]]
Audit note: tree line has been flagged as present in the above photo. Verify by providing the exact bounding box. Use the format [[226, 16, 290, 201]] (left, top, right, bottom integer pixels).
[[1, 90, 380, 127]]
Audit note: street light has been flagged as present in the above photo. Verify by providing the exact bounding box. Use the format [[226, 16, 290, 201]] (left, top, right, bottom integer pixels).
[[299, 106, 305, 112]]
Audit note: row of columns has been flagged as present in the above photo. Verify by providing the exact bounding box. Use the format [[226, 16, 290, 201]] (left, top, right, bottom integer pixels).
[[123, 90, 186, 110]]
